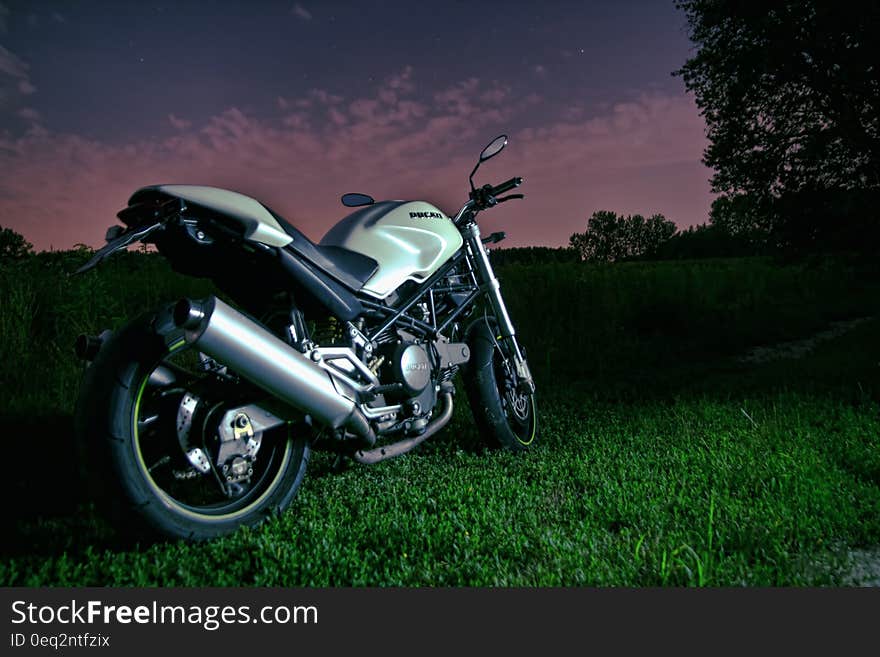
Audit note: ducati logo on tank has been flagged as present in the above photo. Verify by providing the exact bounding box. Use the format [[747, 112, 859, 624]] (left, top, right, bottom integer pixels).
[[409, 211, 445, 219]]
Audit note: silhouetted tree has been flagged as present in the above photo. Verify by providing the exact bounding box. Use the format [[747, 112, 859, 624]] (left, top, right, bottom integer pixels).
[[675, 1, 880, 253], [651, 223, 755, 259], [570, 211, 677, 262], [707, 194, 775, 250], [0, 227, 34, 260], [643, 214, 679, 255]]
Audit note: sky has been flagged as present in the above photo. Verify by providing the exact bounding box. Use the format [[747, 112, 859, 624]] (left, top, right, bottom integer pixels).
[[0, 0, 713, 252]]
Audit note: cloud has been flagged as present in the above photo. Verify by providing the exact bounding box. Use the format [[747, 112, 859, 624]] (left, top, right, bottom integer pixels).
[[328, 107, 347, 126], [480, 86, 510, 104], [307, 88, 343, 105], [168, 113, 192, 130], [532, 65, 547, 76], [0, 68, 712, 252], [17, 107, 39, 121], [434, 78, 479, 116], [0, 45, 37, 121], [280, 88, 344, 112], [51, 11, 65, 23], [561, 105, 584, 121], [386, 65, 414, 92], [0, 45, 28, 78], [291, 4, 312, 21]]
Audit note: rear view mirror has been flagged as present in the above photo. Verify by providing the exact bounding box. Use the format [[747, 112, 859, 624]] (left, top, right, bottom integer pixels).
[[479, 135, 508, 162], [341, 193, 375, 207]]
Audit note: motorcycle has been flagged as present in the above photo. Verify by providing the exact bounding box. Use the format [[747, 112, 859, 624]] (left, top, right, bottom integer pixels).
[[74, 134, 537, 540]]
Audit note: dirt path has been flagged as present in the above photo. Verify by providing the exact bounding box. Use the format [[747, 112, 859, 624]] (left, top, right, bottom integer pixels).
[[737, 317, 872, 364], [841, 548, 880, 586], [738, 316, 879, 586]]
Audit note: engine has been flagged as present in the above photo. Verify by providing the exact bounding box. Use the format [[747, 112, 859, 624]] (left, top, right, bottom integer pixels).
[[392, 341, 432, 397], [290, 315, 469, 439], [376, 333, 438, 433]]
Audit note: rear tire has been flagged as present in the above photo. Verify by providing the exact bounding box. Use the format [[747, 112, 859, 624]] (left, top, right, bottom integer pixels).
[[76, 306, 310, 541], [463, 318, 538, 452]]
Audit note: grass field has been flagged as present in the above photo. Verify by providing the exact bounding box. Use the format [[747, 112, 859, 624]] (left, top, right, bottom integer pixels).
[[1, 251, 879, 585]]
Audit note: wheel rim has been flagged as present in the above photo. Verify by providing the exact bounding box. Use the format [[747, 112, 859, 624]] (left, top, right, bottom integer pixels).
[[132, 342, 293, 521], [493, 344, 537, 446]]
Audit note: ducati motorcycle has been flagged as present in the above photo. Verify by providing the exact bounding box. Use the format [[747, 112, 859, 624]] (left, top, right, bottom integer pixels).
[[74, 135, 537, 540]]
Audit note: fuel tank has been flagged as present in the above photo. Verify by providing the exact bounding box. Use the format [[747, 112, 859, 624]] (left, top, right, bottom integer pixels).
[[320, 200, 463, 299]]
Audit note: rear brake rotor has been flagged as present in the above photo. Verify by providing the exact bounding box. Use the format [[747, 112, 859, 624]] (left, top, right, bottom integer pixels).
[[176, 392, 212, 475]]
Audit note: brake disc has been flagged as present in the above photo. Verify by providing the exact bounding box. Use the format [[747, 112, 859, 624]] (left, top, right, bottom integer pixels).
[[176, 392, 211, 474]]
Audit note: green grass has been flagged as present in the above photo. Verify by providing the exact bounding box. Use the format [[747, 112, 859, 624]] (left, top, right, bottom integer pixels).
[[1, 252, 879, 585]]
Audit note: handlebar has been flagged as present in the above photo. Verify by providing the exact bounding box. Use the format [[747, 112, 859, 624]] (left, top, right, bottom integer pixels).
[[468, 176, 524, 210], [454, 175, 524, 224], [490, 177, 522, 196]]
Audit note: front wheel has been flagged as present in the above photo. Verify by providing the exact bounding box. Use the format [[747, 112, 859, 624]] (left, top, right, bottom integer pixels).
[[77, 307, 310, 541], [463, 318, 538, 451]]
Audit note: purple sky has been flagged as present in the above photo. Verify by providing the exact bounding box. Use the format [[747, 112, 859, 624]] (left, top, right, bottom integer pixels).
[[0, 1, 712, 252]]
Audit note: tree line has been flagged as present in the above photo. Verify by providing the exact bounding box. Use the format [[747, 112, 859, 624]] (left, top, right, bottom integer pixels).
[[569, 211, 676, 262], [488, 210, 754, 266]]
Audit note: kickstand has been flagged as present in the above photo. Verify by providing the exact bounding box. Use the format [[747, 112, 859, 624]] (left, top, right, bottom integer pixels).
[[331, 452, 350, 473]]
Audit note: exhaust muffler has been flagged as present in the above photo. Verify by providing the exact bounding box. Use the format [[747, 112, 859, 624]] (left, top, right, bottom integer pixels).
[[174, 296, 375, 446], [74, 329, 113, 361]]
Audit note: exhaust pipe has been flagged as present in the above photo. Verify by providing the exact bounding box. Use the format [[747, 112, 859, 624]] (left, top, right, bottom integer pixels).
[[352, 392, 454, 464], [174, 296, 375, 446], [75, 334, 104, 360], [75, 329, 113, 361]]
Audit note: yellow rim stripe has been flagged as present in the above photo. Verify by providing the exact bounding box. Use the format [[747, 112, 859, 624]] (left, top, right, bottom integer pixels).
[[132, 342, 291, 522], [516, 396, 537, 446]]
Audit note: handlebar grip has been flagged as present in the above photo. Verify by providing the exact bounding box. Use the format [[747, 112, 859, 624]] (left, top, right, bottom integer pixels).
[[491, 176, 522, 196]]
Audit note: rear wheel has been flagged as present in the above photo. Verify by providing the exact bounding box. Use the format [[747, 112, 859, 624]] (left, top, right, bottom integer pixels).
[[78, 307, 309, 541], [463, 318, 538, 451]]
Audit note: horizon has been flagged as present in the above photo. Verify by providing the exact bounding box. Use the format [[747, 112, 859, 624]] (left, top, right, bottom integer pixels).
[[0, 0, 713, 252]]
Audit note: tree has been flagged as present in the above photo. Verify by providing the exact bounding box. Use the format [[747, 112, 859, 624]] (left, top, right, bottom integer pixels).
[[652, 223, 755, 259], [708, 194, 774, 250], [0, 227, 34, 260], [570, 211, 677, 262], [570, 210, 623, 262], [675, 1, 880, 251], [642, 214, 679, 257]]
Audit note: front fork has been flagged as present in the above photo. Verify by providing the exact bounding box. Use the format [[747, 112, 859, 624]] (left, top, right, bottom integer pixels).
[[461, 222, 535, 394]]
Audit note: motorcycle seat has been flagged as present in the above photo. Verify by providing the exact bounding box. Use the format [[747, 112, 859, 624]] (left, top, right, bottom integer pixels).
[[268, 210, 379, 291], [126, 185, 378, 291]]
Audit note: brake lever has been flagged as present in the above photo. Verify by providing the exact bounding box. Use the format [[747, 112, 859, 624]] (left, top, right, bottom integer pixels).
[[495, 194, 524, 203]]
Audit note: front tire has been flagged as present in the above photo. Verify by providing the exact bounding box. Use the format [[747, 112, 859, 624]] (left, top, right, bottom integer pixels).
[[463, 318, 538, 452], [77, 307, 310, 541]]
